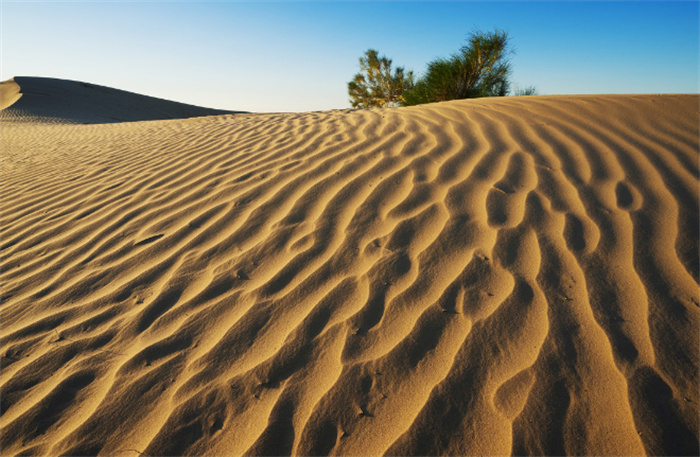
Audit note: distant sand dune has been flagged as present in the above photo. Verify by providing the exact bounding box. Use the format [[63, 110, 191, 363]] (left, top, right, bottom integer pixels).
[[0, 78, 698, 456], [0, 77, 240, 124]]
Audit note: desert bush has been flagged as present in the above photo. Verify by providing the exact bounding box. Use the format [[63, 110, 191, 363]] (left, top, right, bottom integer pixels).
[[514, 85, 539, 96], [348, 49, 414, 108], [402, 29, 511, 106]]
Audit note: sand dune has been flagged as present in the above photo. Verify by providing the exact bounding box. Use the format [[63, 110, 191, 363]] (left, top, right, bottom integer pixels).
[[0, 77, 240, 125], [0, 78, 698, 456]]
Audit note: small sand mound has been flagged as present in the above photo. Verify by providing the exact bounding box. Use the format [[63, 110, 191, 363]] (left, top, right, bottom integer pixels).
[[0, 84, 698, 456], [0, 79, 22, 110]]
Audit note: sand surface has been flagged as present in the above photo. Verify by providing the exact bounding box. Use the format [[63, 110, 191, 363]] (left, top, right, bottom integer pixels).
[[1, 78, 698, 456]]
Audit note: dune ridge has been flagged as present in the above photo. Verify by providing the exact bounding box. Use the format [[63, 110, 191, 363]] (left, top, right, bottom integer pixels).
[[0, 85, 698, 456]]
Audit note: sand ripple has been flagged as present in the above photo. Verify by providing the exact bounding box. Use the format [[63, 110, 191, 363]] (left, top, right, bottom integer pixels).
[[1, 94, 698, 456]]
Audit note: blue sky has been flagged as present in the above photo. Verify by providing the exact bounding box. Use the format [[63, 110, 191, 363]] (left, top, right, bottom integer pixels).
[[1, 1, 698, 112]]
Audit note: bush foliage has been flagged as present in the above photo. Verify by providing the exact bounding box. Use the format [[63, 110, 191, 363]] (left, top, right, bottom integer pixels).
[[347, 49, 414, 108], [514, 85, 539, 96], [403, 30, 510, 105], [349, 29, 533, 107]]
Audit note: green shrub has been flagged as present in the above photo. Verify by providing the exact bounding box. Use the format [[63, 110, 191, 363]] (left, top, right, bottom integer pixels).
[[514, 85, 539, 96], [402, 29, 511, 106], [348, 49, 414, 108]]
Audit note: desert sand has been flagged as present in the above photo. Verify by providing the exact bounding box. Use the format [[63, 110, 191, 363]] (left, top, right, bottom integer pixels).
[[0, 77, 698, 456]]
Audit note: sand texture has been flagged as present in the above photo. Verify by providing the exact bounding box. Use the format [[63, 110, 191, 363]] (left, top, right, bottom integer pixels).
[[1, 78, 698, 456]]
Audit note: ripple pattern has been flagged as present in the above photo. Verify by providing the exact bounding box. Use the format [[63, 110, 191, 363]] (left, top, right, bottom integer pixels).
[[1, 94, 698, 456]]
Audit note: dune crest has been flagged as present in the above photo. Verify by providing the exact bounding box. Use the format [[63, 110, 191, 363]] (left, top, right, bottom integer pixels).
[[0, 86, 698, 456]]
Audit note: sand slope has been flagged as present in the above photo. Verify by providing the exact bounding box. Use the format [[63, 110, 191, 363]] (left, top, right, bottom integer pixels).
[[0, 77, 240, 125], [0, 81, 698, 456]]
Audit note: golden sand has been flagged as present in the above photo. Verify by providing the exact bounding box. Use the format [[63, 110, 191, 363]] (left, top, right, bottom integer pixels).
[[1, 77, 698, 456]]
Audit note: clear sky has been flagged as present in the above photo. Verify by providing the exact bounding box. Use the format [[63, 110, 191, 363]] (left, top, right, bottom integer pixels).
[[1, 1, 698, 112]]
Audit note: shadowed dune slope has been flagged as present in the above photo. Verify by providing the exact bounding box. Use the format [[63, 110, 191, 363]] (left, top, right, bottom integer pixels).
[[0, 77, 241, 124], [0, 90, 698, 456]]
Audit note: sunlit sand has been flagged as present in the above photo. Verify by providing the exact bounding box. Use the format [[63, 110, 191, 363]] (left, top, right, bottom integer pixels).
[[1, 77, 698, 456]]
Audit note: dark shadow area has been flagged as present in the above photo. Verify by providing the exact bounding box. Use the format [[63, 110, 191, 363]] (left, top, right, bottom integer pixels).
[[2, 76, 244, 124], [629, 366, 699, 456]]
